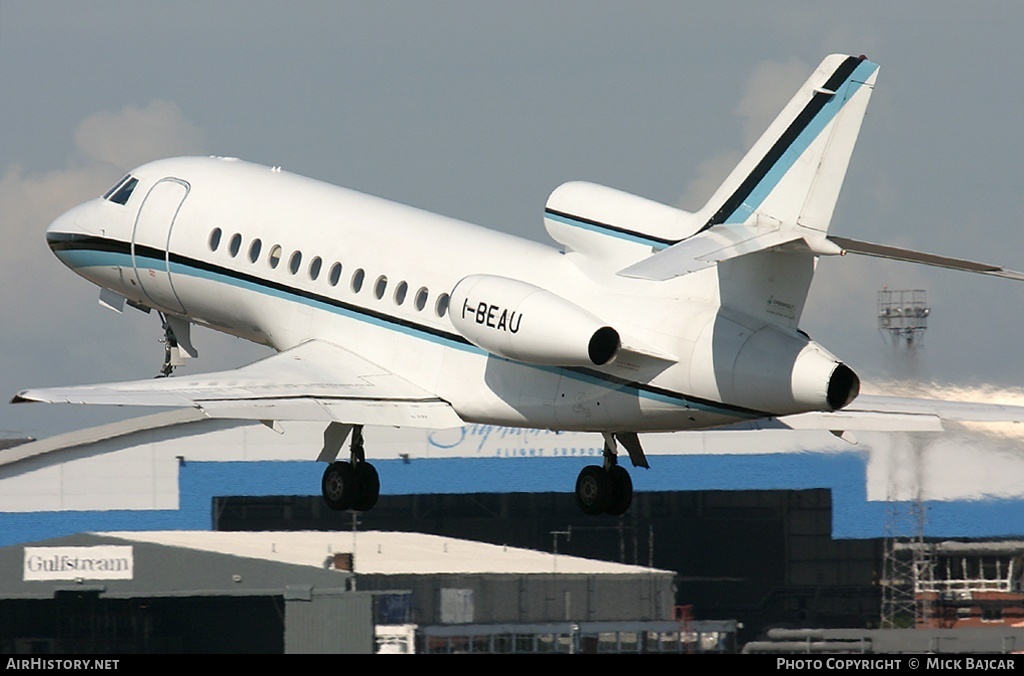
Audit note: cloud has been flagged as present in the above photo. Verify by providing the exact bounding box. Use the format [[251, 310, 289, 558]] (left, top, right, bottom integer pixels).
[[0, 101, 209, 326], [732, 58, 811, 148], [676, 58, 810, 211], [0, 101, 210, 436], [864, 380, 1024, 442], [73, 100, 206, 171]]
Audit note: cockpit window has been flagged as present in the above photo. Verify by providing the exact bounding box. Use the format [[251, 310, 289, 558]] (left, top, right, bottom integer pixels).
[[103, 175, 130, 200], [103, 175, 139, 205]]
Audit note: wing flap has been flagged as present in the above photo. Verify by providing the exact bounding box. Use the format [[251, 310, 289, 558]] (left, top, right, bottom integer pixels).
[[779, 410, 943, 432], [198, 397, 463, 428]]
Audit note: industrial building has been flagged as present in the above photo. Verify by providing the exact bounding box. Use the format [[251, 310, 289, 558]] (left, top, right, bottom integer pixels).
[[0, 530, 696, 654]]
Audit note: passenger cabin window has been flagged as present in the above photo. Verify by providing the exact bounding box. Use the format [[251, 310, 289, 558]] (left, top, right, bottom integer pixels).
[[249, 239, 262, 263], [351, 268, 365, 293], [415, 287, 428, 311], [209, 228, 223, 252], [268, 244, 283, 269], [229, 233, 242, 257], [289, 251, 302, 275], [308, 256, 322, 281], [435, 293, 450, 317], [374, 275, 388, 300], [394, 281, 408, 306], [103, 175, 139, 205], [328, 262, 342, 287]]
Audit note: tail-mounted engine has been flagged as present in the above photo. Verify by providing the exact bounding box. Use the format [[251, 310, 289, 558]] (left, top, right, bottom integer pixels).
[[450, 275, 620, 367]]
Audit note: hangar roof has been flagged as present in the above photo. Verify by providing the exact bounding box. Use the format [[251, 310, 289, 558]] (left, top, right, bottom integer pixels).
[[100, 530, 671, 576]]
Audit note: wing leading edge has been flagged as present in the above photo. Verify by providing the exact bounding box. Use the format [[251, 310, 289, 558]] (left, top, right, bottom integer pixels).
[[12, 340, 465, 429]]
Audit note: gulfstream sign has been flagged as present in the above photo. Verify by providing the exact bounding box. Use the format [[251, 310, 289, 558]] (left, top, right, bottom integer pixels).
[[23, 546, 133, 581]]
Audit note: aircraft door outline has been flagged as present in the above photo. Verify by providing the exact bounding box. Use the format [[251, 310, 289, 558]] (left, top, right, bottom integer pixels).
[[131, 178, 189, 314]]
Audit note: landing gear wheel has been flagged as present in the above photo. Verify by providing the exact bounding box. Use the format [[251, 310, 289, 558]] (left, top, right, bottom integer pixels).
[[322, 461, 356, 511], [606, 465, 633, 516], [351, 462, 380, 512], [576, 465, 611, 515]]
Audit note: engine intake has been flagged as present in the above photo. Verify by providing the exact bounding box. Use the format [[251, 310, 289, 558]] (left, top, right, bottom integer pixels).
[[450, 275, 620, 367]]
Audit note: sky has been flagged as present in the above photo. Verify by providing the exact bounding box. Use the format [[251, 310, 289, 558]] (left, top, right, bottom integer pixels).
[[3, 1, 1024, 442]]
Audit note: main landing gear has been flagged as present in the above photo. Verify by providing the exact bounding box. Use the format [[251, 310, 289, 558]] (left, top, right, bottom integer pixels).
[[321, 425, 380, 512], [574, 432, 648, 516]]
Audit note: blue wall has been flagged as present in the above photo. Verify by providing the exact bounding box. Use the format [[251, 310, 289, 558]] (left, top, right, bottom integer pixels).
[[3, 452, 1023, 547]]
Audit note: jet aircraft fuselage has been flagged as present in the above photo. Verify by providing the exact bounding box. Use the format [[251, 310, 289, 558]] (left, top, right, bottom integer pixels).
[[47, 156, 853, 436]]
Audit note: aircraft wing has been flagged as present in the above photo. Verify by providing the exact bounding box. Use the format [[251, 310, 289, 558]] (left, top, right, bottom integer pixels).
[[11, 340, 465, 429], [775, 392, 1024, 439], [844, 393, 1024, 423]]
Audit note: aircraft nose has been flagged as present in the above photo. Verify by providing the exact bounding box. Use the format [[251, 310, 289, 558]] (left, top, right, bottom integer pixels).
[[45, 200, 102, 250]]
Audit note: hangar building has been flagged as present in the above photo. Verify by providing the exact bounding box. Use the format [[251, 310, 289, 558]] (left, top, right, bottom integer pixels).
[[1, 530, 681, 654]]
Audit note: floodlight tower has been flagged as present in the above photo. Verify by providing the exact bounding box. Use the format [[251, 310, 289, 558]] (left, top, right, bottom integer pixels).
[[878, 288, 930, 348], [877, 288, 934, 629]]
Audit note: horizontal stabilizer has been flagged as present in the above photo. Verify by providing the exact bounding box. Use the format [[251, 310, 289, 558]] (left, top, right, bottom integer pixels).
[[828, 235, 1024, 281], [617, 224, 802, 281], [13, 340, 465, 429]]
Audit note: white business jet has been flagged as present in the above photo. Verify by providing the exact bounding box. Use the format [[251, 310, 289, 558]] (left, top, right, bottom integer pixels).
[[14, 55, 1024, 515]]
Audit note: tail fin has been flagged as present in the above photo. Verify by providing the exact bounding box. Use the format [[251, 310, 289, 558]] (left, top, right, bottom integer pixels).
[[619, 56, 879, 329], [620, 54, 878, 283], [695, 54, 878, 232]]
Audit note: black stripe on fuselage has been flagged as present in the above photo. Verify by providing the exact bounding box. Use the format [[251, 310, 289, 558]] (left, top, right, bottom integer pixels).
[[544, 208, 678, 247], [47, 232, 771, 419]]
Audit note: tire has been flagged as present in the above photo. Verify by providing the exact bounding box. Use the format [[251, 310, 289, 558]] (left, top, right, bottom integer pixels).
[[606, 465, 633, 516], [575, 465, 611, 515], [321, 461, 355, 511], [351, 462, 380, 512]]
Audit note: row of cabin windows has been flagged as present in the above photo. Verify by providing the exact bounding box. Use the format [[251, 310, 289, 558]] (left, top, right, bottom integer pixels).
[[207, 227, 450, 317]]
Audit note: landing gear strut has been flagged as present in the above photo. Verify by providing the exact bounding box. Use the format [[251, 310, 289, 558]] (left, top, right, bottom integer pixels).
[[157, 312, 179, 377], [574, 433, 634, 516], [321, 425, 380, 512]]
